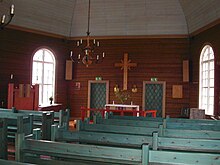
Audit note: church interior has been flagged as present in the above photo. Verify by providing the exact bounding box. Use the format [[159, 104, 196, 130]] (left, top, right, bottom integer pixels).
[[0, 0, 220, 164]]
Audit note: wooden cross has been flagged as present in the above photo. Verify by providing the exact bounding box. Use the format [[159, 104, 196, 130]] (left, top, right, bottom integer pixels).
[[115, 53, 137, 90]]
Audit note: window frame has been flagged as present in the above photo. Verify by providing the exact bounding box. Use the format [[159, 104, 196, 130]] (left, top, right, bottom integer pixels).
[[31, 48, 56, 105], [199, 44, 215, 115]]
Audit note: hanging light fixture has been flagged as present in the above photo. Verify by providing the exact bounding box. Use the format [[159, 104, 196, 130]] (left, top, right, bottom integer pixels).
[[70, 0, 105, 67], [0, 2, 15, 30]]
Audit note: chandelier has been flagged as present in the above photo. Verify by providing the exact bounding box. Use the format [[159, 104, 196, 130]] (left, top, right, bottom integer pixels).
[[0, 3, 15, 29], [70, 0, 105, 67]]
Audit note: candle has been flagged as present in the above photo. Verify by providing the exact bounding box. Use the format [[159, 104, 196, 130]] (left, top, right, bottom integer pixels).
[[70, 51, 73, 57], [97, 41, 100, 47], [77, 41, 79, 46], [10, 74, 13, 79], [78, 54, 80, 59], [10, 4, 15, 15], [97, 55, 99, 60], [102, 52, 105, 57], [93, 39, 96, 44], [80, 39, 82, 44], [1, 15, 5, 24]]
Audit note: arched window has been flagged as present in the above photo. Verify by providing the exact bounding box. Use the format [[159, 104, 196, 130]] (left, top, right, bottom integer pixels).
[[199, 45, 214, 115], [32, 48, 56, 105]]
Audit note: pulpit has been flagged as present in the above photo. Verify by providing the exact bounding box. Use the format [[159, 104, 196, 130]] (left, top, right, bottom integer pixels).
[[7, 83, 39, 110]]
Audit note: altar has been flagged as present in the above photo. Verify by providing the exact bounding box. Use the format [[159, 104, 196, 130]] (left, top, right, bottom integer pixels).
[[105, 103, 140, 116]]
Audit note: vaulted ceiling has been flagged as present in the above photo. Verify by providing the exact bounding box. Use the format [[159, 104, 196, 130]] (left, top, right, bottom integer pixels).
[[1, 0, 220, 37]]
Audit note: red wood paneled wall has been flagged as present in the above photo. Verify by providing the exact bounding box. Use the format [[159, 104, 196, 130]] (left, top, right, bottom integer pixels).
[[3, 25, 219, 118]]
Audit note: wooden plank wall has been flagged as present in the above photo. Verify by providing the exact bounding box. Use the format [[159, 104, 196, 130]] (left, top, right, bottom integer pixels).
[[6, 27, 220, 118], [70, 38, 190, 117]]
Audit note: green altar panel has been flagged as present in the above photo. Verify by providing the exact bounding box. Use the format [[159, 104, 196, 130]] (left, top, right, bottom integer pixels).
[[145, 84, 163, 117], [90, 83, 107, 118]]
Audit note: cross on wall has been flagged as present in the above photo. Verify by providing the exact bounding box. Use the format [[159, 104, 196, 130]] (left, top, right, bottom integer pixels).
[[115, 53, 137, 90]]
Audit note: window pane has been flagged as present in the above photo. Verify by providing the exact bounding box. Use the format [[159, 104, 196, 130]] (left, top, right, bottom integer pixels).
[[44, 63, 54, 84], [44, 50, 54, 62], [32, 62, 43, 84], [33, 50, 43, 61]]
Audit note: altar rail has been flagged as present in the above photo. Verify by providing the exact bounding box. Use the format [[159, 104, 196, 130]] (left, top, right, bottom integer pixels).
[[80, 106, 157, 121]]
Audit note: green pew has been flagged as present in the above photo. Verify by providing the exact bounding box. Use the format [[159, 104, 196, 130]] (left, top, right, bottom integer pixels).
[[51, 125, 153, 148], [16, 132, 149, 165], [164, 119, 220, 131], [0, 159, 35, 165], [0, 112, 33, 140], [0, 108, 70, 130], [77, 119, 159, 136], [95, 118, 162, 128], [16, 132, 220, 165], [159, 125, 220, 139], [0, 118, 7, 159], [78, 120, 220, 140], [95, 117, 220, 131], [153, 132, 220, 153], [108, 114, 163, 122]]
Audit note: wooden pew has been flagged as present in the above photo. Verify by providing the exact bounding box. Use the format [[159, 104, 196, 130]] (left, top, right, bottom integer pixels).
[[15, 132, 220, 165], [95, 118, 162, 128], [108, 114, 163, 122], [0, 159, 35, 165], [0, 118, 7, 159], [77, 119, 159, 136], [108, 114, 220, 125], [164, 119, 220, 131], [159, 125, 220, 139], [153, 132, 220, 153], [51, 124, 153, 148], [0, 108, 70, 139], [16, 132, 149, 165], [147, 147, 220, 165], [0, 108, 70, 130], [0, 112, 33, 139], [96, 117, 220, 131]]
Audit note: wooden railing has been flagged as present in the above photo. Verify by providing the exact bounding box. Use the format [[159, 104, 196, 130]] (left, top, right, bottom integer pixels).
[[80, 106, 157, 121]]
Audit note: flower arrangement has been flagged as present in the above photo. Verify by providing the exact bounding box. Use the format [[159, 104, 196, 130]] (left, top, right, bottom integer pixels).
[[49, 96, 53, 104], [114, 89, 131, 104]]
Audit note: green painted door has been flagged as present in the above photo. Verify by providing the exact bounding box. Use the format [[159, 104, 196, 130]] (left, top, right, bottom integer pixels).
[[143, 81, 165, 117], [89, 81, 109, 119]]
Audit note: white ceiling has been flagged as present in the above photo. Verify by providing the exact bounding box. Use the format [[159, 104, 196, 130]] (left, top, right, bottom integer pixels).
[[1, 0, 220, 37]]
